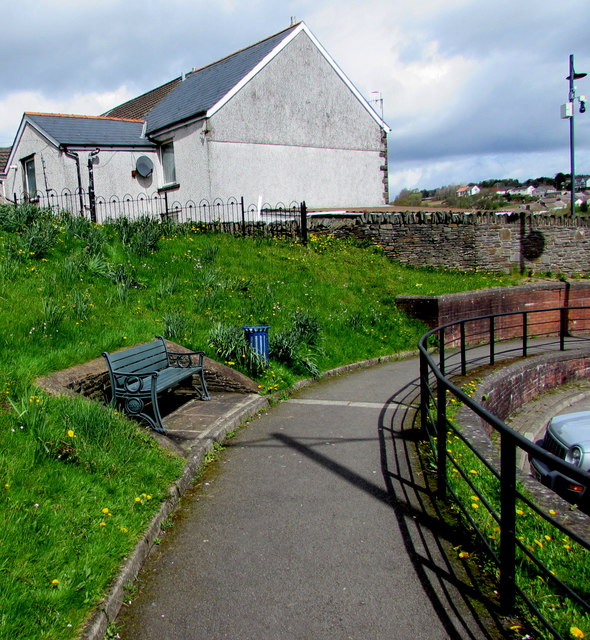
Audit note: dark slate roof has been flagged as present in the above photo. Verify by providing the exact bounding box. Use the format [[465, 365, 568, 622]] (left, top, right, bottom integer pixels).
[[0, 147, 11, 174], [25, 113, 155, 147], [102, 76, 183, 120], [145, 23, 299, 135]]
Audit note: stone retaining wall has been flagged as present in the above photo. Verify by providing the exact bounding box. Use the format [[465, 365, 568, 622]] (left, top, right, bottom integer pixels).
[[308, 211, 590, 275]]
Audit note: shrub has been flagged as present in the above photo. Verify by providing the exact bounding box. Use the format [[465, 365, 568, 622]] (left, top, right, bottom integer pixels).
[[163, 311, 191, 342], [208, 323, 265, 376]]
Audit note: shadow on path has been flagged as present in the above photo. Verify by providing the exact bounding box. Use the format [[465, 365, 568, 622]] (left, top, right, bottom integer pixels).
[[271, 376, 515, 640]]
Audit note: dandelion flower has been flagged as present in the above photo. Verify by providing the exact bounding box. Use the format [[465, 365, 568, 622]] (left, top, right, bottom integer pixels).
[[516, 509, 524, 515], [549, 509, 557, 516], [99, 522, 106, 527], [570, 627, 585, 639], [469, 470, 478, 475], [102, 508, 110, 514], [459, 551, 469, 559], [471, 503, 480, 509], [67, 429, 75, 438], [51, 579, 59, 586]]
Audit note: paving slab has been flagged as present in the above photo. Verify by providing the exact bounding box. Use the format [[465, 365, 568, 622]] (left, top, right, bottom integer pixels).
[[114, 359, 512, 640]]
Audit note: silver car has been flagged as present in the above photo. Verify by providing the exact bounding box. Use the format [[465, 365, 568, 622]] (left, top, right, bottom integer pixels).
[[530, 411, 590, 511]]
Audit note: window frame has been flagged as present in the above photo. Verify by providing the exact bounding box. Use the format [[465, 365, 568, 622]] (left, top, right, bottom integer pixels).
[[22, 155, 37, 199], [160, 141, 177, 187]]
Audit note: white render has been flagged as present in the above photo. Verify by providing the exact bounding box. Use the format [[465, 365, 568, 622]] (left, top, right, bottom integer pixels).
[[152, 30, 388, 208]]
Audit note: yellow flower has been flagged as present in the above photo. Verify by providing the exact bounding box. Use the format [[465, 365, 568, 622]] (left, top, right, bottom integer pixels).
[[516, 509, 524, 515], [99, 522, 106, 527], [471, 503, 480, 509], [51, 579, 59, 586], [4, 484, 9, 489], [101, 508, 110, 514], [67, 430, 75, 438], [549, 509, 557, 515], [458, 551, 469, 558], [134, 497, 142, 503], [120, 527, 128, 534], [544, 535, 552, 541], [469, 470, 478, 475], [570, 627, 585, 639]]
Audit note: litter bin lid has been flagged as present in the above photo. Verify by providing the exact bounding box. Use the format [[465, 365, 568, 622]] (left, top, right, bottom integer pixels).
[[242, 325, 270, 331]]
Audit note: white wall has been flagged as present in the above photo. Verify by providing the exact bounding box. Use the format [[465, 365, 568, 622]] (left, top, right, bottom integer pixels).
[[206, 30, 387, 207], [7, 123, 159, 208]]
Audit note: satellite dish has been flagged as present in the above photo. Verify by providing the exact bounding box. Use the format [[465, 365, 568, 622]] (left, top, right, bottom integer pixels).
[[135, 156, 154, 178]]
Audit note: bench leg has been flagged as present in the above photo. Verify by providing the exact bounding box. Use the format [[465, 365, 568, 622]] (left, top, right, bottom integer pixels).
[[193, 370, 211, 401], [114, 395, 167, 434]]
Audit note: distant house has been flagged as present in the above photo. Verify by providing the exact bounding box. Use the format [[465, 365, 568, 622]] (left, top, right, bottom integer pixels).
[[508, 185, 535, 197], [2, 22, 390, 211], [456, 185, 480, 197]]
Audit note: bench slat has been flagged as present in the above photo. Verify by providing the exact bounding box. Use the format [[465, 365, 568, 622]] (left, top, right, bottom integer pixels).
[[107, 340, 164, 361]]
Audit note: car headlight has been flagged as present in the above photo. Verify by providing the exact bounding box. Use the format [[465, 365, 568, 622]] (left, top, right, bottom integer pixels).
[[568, 446, 583, 466]]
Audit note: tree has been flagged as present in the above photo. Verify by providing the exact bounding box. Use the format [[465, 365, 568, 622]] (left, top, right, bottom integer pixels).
[[393, 189, 422, 206]]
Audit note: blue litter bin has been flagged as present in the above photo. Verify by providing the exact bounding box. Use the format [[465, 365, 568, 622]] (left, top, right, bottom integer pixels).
[[242, 325, 270, 366]]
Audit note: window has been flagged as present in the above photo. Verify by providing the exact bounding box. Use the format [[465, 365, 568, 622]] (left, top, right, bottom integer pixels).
[[22, 155, 37, 198], [161, 142, 176, 185]]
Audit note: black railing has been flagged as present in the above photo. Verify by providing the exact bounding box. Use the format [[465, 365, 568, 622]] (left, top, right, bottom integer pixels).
[[9, 190, 308, 244], [418, 307, 590, 639]]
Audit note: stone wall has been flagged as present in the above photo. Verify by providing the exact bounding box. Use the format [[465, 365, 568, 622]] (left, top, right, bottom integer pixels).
[[308, 211, 590, 276]]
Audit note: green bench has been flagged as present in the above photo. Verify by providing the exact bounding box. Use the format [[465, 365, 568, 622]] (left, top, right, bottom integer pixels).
[[103, 337, 210, 434]]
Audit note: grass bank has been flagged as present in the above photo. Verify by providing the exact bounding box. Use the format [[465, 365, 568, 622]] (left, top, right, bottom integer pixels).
[[0, 204, 521, 639]]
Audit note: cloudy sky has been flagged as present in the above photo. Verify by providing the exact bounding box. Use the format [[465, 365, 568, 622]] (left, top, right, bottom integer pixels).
[[1, 0, 589, 197]]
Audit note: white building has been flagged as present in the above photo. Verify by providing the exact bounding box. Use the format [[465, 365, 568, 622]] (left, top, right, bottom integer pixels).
[[0, 22, 390, 212]]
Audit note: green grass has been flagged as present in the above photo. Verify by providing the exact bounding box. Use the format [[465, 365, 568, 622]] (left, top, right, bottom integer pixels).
[[0, 204, 522, 639]]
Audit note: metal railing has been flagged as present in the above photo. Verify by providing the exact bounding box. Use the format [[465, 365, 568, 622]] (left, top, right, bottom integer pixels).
[[418, 307, 590, 639], [8, 190, 308, 243]]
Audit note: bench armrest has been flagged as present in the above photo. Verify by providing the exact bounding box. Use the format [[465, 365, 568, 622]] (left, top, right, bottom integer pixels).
[[167, 350, 205, 369], [110, 370, 157, 395]]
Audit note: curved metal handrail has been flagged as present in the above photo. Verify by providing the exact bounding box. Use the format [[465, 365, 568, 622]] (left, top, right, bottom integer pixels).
[[417, 306, 590, 638]]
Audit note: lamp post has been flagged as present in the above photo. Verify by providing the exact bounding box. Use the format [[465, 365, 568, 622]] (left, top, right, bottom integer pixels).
[[563, 54, 587, 217]]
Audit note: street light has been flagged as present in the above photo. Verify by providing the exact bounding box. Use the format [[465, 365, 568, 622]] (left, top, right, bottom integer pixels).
[[562, 54, 587, 216]]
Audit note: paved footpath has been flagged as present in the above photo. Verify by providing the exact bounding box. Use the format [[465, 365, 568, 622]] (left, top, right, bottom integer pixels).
[[116, 358, 512, 640]]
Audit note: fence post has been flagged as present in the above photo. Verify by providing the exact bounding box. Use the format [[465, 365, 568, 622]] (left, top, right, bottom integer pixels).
[[420, 350, 429, 433], [300, 201, 308, 245], [240, 196, 246, 238], [499, 431, 517, 614], [87, 157, 97, 224], [436, 375, 448, 498], [489, 316, 496, 365], [560, 307, 568, 350], [460, 321, 467, 376]]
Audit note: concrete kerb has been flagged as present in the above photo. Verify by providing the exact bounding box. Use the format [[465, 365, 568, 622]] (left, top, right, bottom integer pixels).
[[81, 352, 418, 640]]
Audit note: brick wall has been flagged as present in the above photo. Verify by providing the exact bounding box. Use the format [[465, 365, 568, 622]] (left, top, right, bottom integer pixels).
[[397, 282, 590, 345]]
